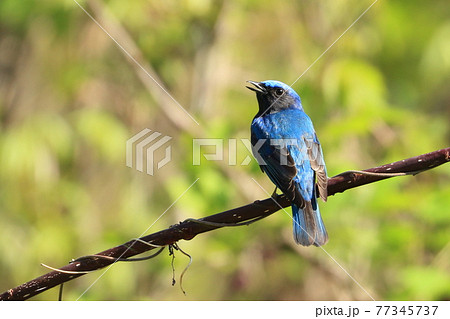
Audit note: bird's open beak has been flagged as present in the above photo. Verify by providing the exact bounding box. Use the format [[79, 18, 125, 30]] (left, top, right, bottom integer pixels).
[[246, 80, 267, 93]]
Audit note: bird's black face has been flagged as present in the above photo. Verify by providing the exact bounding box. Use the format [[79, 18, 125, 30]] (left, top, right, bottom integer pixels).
[[246, 81, 300, 117]]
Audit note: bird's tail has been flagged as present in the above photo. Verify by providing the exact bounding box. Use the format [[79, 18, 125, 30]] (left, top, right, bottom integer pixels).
[[292, 202, 328, 247]]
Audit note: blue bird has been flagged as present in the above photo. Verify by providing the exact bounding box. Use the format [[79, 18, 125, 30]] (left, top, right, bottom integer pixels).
[[247, 80, 328, 246]]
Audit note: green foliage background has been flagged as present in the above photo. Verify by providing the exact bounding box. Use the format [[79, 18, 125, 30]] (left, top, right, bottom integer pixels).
[[0, 0, 449, 300]]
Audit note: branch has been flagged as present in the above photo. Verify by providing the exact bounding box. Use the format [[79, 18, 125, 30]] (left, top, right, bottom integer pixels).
[[1, 147, 449, 300]]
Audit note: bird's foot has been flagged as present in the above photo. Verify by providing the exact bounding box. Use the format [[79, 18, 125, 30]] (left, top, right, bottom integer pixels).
[[271, 187, 278, 199]]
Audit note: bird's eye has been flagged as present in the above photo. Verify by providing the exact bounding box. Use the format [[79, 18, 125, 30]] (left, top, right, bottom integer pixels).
[[275, 88, 284, 96]]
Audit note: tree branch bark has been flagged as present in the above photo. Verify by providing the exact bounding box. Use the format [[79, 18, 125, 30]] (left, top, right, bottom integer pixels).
[[1, 147, 449, 300]]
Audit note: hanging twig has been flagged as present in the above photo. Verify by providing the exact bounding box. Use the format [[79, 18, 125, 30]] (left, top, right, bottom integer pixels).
[[0, 147, 448, 301]]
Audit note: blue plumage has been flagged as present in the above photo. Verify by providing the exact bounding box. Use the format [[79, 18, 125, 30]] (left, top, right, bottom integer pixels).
[[247, 80, 328, 246]]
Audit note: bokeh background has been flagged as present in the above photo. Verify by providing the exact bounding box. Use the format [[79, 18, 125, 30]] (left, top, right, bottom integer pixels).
[[0, 0, 449, 301]]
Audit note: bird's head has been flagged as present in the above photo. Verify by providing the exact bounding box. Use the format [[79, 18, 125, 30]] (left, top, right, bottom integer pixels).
[[246, 80, 302, 116]]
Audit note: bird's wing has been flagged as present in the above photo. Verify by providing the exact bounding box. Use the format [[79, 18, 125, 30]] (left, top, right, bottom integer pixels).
[[251, 129, 306, 207], [262, 146, 306, 208], [304, 134, 328, 202]]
